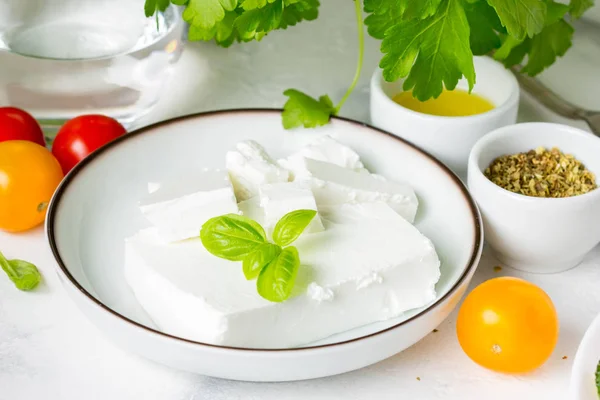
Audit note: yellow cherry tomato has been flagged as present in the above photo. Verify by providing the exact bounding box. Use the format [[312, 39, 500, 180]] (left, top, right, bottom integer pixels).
[[0, 140, 64, 232], [456, 277, 559, 373]]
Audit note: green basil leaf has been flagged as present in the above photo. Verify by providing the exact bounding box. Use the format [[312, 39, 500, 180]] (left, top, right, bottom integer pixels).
[[0, 252, 41, 291], [242, 243, 281, 280], [596, 359, 600, 396], [200, 214, 267, 261], [272, 209, 317, 246], [257, 246, 300, 302]]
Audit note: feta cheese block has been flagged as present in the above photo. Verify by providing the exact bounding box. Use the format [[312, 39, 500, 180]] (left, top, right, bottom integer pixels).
[[139, 170, 238, 243], [226, 140, 289, 201], [124, 202, 440, 348], [279, 135, 367, 179], [238, 196, 265, 226], [259, 181, 324, 234], [301, 158, 419, 223]]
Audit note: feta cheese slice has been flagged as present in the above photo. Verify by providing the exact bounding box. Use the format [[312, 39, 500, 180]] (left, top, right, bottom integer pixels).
[[301, 158, 419, 223], [139, 170, 238, 243], [279, 135, 367, 179], [124, 203, 440, 349], [226, 140, 289, 201], [259, 181, 324, 234]]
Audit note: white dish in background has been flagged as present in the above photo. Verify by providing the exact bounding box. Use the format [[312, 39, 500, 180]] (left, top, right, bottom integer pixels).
[[46, 110, 482, 382], [370, 56, 519, 180], [468, 122, 600, 274], [571, 313, 600, 399]]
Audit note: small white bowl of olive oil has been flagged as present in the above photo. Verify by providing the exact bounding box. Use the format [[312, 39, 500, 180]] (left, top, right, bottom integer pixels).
[[370, 56, 519, 179]]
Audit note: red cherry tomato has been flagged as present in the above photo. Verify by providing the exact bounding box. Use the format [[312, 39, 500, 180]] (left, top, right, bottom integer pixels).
[[0, 107, 46, 147], [52, 115, 126, 174]]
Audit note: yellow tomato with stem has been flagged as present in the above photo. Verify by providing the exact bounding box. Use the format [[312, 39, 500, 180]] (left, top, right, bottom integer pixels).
[[456, 277, 559, 373], [0, 140, 64, 232]]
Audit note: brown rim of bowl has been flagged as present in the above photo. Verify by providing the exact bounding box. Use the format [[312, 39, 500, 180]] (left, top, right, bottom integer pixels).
[[46, 108, 483, 353]]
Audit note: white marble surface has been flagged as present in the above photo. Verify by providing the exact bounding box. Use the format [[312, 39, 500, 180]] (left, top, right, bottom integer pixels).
[[1, 1, 600, 399]]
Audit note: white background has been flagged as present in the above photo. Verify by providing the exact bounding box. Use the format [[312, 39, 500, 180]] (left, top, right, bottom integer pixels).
[[2, 1, 600, 399]]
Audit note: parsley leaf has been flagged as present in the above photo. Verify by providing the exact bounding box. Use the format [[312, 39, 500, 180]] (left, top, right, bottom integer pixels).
[[144, 0, 170, 17], [241, 0, 277, 10], [570, 0, 594, 18], [465, 0, 504, 55], [521, 19, 573, 75], [494, 34, 527, 64], [236, 0, 284, 41], [363, 0, 404, 39], [182, 0, 238, 30], [546, 0, 571, 24], [487, 0, 547, 40], [144, 0, 171, 29], [282, 90, 335, 129], [379, 0, 475, 101], [495, 1, 573, 75], [281, 0, 363, 128], [404, 0, 443, 19], [188, 11, 239, 46], [279, 0, 319, 28]]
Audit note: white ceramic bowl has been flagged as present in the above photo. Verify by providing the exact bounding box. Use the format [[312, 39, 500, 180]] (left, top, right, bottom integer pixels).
[[370, 56, 519, 179], [46, 110, 483, 382], [468, 122, 600, 274], [570, 313, 600, 399]]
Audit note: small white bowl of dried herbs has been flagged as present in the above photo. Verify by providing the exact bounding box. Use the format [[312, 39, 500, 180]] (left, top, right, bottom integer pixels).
[[468, 122, 600, 273]]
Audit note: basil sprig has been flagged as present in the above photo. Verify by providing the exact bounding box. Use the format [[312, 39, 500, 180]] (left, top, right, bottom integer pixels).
[[0, 251, 41, 291], [201, 210, 317, 302]]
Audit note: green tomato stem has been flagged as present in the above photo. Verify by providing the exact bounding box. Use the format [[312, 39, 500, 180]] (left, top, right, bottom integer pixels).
[[334, 0, 365, 114]]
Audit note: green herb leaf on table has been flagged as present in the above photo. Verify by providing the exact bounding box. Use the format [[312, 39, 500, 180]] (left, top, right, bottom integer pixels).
[[272, 209, 317, 246], [201, 214, 267, 261], [379, 0, 475, 101], [570, 0, 595, 18], [0, 251, 41, 291], [257, 246, 300, 302], [243, 243, 282, 280], [596, 359, 600, 396]]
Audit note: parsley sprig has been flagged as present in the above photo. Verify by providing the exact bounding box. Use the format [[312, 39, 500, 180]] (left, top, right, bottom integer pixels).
[[282, 0, 365, 129], [147, 0, 594, 127], [200, 209, 316, 302]]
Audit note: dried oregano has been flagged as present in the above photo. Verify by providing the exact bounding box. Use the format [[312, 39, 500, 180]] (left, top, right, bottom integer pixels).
[[484, 147, 597, 198]]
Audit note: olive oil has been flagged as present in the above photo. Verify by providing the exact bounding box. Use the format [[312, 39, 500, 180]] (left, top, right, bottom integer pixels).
[[393, 89, 494, 117]]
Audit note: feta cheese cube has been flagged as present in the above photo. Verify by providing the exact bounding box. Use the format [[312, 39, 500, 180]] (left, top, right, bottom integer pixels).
[[301, 158, 419, 223], [279, 135, 367, 179], [259, 181, 324, 234], [139, 170, 238, 243], [226, 140, 289, 201]]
